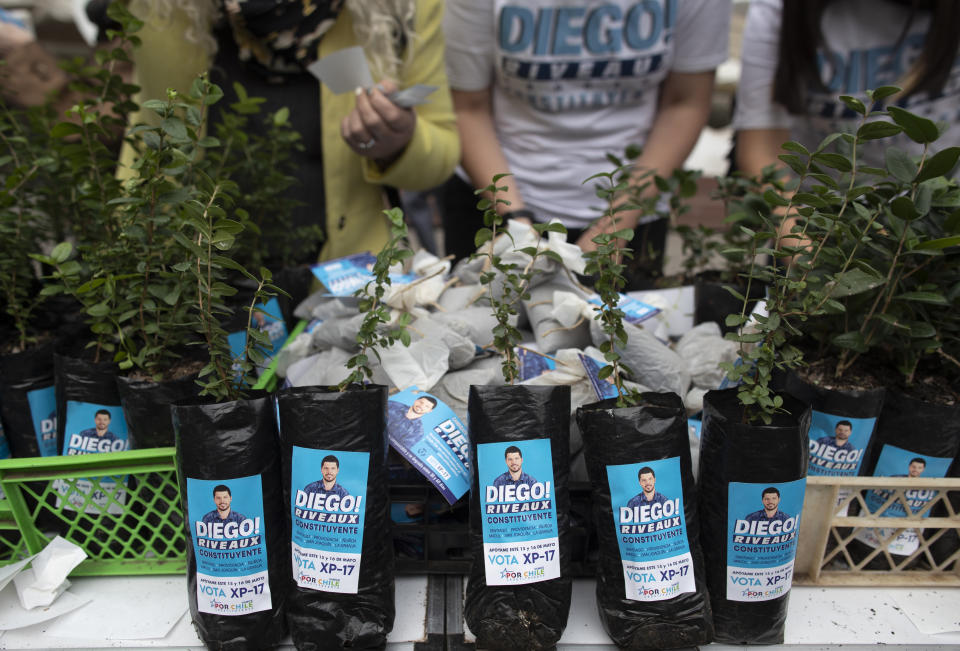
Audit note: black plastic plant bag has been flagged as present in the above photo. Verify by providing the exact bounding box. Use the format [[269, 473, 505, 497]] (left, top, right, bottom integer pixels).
[[698, 388, 810, 645], [52, 353, 135, 551], [847, 390, 960, 569], [276, 385, 394, 650], [116, 373, 201, 449], [173, 394, 288, 650], [0, 340, 56, 458], [465, 384, 572, 651], [578, 393, 712, 650]]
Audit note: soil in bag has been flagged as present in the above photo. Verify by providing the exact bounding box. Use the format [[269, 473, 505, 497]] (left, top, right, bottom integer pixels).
[[578, 393, 713, 650], [0, 339, 57, 458], [465, 384, 572, 651], [846, 390, 960, 570], [173, 394, 288, 650], [277, 385, 394, 650], [698, 388, 810, 645]]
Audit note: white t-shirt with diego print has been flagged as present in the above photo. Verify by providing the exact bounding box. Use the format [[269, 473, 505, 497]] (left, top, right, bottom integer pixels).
[[445, 0, 731, 229], [734, 0, 960, 170]]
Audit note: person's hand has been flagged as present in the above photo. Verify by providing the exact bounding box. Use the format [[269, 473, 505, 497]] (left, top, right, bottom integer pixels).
[[341, 78, 416, 168]]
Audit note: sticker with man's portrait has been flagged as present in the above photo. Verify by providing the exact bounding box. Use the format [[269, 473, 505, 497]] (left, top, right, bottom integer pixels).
[[186, 474, 271, 615], [726, 478, 806, 602], [54, 401, 130, 515], [855, 444, 953, 556], [477, 438, 560, 586], [387, 386, 470, 505], [290, 447, 369, 593], [607, 457, 694, 601]]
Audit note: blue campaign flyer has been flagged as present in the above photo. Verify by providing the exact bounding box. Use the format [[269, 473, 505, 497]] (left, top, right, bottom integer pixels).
[[608, 457, 694, 601], [56, 401, 130, 515], [517, 348, 555, 381], [26, 385, 57, 457], [726, 478, 806, 602], [807, 411, 874, 477], [387, 387, 470, 505], [228, 297, 289, 376], [856, 444, 953, 555], [187, 475, 272, 615], [588, 292, 660, 324], [290, 447, 369, 593], [478, 438, 559, 585], [578, 353, 619, 400], [311, 252, 417, 296]]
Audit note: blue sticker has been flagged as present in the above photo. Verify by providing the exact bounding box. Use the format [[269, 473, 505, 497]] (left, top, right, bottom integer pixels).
[[26, 385, 57, 457], [478, 439, 559, 585], [0, 419, 9, 460], [687, 417, 702, 440], [578, 354, 619, 400], [726, 478, 806, 602], [518, 348, 555, 381], [588, 293, 660, 324], [807, 411, 874, 477], [856, 444, 953, 555], [311, 252, 416, 296], [291, 447, 369, 593], [608, 457, 694, 601], [387, 387, 470, 505], [187, 475, 272, 615], [55, 401, 130, 515]]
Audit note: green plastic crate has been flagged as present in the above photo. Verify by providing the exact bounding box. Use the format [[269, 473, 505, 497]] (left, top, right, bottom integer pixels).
[[0, 447, 186, 575]]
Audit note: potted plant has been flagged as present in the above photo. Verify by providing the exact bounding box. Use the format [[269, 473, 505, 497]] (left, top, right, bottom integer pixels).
[[461, 175, 572, 651], [169, 77, 289, 647], [576, 163, 713, 649], [276, 207, 411, 649]]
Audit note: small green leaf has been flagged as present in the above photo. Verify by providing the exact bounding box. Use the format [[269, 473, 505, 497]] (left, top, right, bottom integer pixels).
[[839, 95, 866, 115], [886, 147, 918, 182], [890, 196, 920, 220], [857, 120, 903, 141], [915, 146, 960, 183], [888, 106, 940, 143], [894, 291, 949, 305], [51, 241, 73, 263]]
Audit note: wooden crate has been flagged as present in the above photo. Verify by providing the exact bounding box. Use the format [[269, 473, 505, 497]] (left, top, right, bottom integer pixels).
[[794, 475, 960, 586]]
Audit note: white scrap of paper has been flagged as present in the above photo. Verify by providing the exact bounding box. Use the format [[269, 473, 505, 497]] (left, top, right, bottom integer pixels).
[[890, 589, 960, 635], [307, 45, 372, 94], [0, 582, 89, 630]]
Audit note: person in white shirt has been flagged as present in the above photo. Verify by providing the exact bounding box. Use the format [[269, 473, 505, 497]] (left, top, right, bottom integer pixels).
[[441, 0, 731, 286]]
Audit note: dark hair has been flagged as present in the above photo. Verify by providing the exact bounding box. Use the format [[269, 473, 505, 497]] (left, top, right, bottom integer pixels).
[[504, 445, 522, 458], [910, 457, 927, 466], [774, 0, 960, 114], [95, 409, 111, 418], [762, 486, 780, 498], [835, 420, 853, 430], [637, 466, 656, 481], [213, 484, 231, 496], [418, 395, 438, 408], [321, 455, 340, 467]]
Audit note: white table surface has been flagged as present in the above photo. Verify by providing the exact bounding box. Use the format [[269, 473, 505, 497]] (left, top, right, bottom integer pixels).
[[0, 575, 428, 649], [462, 579, 960, 649]]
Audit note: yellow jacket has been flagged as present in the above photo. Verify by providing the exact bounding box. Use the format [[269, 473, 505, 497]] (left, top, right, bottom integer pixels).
[[126, 0, 459, 262]]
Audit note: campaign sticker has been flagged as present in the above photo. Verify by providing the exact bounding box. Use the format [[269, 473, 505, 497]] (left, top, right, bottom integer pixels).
[[518, 348, 555, 381], [687, 417, 702, 440], [311, 252, 416, 297], [55, 402, 130, 515], [608, 457, 694, 601], [808, 410, 876, 514], [291, 447, 368, 593], [478, 439, 559, 586], [578, 354, 619, 400], [26, 385, 57, 457], [228, 297, 289, 376], [855, 444, 953, 555], [387, 387, 470, 505], [187, 475, 272, 615], [726, 479, 805, 602], [588, 292, 660, 324]]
